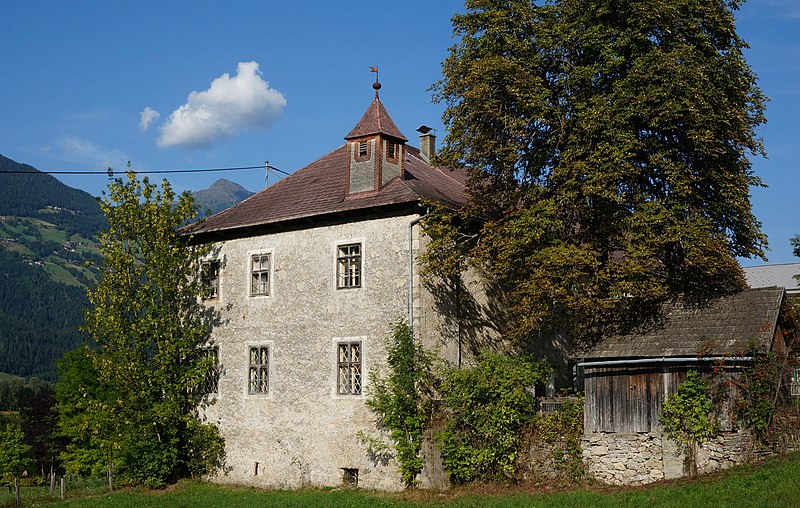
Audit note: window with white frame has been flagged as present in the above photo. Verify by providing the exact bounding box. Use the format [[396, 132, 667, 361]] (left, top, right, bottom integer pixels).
[[336, 243, 361, 289], [248, 346, 269, 395], [200, 260, 220, 299], [250, 253, 271, 296], [337, 341, 362, 395]]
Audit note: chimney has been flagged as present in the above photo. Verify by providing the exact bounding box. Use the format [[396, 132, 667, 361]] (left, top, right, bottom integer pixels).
[[417, 125, 436, 163]]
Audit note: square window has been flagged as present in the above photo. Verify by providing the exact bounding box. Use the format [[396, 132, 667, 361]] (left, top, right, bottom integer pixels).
[[337, 244, 361, 289], [249, 346, 269, 395], [200, 347, 220, 396], [250, 253, 271, 296], [337, 342, 362, 395], [200, 260, 220, 299]]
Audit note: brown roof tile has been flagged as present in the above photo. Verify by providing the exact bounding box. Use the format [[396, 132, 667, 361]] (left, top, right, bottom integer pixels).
[[182, 144, 467, 237], [583, 288, 785, 359], [344, 97, 408, 141]]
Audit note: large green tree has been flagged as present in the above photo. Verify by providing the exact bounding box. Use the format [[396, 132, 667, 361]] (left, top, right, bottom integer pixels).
[[56, 171, 223, 487], [428, 0, 767, 346]]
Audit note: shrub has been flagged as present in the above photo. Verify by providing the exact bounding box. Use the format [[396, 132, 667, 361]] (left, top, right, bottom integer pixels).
[[438, 354, 552, 484]]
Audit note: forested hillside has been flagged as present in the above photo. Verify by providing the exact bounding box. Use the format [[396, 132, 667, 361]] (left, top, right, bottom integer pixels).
[[0, 248, 88, 379], [0, 154, 105, 380], [0, 154, 106, 237], [0, 156, 254, 381]]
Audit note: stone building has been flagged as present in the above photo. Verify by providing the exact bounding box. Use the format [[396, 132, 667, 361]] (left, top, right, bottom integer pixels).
[[182, 84, 471, 490], [577, 287, 792, 484]]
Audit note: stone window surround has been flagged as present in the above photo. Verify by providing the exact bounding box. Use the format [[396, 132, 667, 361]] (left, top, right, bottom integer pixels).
[[245, 342, 273, 398], [332, 336, 367, 399], [247, 249, 274, 298], [334, 238, 365, 291]]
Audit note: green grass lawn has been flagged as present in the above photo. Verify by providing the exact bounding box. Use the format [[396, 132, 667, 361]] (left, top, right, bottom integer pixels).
[[5, 453, 800, 508]]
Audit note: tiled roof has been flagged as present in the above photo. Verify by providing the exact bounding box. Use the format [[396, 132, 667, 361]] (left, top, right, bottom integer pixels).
[[743, 263, 800, 294], [182, 144, 467, 236], [344, 97, 408, 141], [583, 288, 785, 359]]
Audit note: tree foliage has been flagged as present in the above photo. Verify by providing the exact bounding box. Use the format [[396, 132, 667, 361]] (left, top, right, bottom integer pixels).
[[55, 171, 223, 487], [428, 0, 767, 346], [0, 422, 33, 484]]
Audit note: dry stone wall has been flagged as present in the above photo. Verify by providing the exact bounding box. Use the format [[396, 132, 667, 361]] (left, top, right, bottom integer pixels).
[[581, 431, 756, 485]]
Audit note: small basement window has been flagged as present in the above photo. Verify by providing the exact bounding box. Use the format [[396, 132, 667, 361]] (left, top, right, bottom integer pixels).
[[341, 468, 358, 488]]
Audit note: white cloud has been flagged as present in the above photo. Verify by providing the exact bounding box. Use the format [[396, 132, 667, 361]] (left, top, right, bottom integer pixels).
[[157, 61, 286, 148], [139, 106, 160, 131]]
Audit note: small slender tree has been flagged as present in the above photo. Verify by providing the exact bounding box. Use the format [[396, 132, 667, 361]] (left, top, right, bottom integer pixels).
[[365, 321, 433, 487], [56, 170, 223, 487], [0, 422, 32, 485]]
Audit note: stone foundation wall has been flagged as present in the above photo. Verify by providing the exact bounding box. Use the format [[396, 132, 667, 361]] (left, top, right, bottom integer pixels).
[[581, 431, 757, 485]]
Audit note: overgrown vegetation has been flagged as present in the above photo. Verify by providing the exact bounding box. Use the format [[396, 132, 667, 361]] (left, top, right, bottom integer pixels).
[[364, 324, 578, 487], [55, 171, 224, 488], [438, 354, 552, 484], [365, 322, 433, 487], [661, 371, 719, 476], [531, 397, 585, 482], [728, 322, 799, 438]]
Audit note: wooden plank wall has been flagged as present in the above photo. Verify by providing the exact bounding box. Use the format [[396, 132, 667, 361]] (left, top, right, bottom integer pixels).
[[585, 366, 683, 433], [584, 365, 743, 434]]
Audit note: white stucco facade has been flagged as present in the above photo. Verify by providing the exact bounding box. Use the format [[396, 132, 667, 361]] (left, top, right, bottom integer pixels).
[[200, 212, 452, 490]]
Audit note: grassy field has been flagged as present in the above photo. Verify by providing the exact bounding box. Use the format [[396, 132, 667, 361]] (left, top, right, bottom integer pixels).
[[4, 453, 800, 508]]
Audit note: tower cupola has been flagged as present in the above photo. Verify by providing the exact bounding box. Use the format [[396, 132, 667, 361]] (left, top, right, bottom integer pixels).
[[344, 75, 407, 195]]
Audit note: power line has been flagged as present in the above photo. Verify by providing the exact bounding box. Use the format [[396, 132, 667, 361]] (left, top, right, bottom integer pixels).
[[1, 164, 292, 176]]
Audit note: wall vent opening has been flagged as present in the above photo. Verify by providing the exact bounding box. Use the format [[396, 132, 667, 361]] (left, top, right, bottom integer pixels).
[[341, 468, 359, 488]]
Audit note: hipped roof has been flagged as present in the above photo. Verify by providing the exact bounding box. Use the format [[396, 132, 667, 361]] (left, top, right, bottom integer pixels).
[[344, 96, 408, 141], [583, 288, 786, 359]]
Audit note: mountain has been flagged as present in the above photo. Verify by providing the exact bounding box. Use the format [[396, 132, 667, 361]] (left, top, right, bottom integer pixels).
[[0, 154, 106, 238], [192, 178, 255, 216], [0, 154, 105, 380], [0, 160, 254, 380]]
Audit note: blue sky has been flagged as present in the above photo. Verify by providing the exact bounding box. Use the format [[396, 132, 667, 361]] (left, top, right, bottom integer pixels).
[[0, 1, 796, 265]]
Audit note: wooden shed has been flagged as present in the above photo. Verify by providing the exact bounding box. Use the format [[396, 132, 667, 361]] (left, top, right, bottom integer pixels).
[[578, 287, 790, 434]]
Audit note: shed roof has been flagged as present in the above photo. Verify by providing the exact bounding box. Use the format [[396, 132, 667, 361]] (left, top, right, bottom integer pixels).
[[583, 288, 785, 359]]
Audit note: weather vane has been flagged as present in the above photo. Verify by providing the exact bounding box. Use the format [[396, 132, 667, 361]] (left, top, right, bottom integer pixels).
[[370, 65, 380, 98]]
